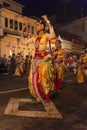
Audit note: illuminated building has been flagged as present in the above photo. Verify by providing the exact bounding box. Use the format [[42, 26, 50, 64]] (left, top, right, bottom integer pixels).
[[0, 0, 36, 57]]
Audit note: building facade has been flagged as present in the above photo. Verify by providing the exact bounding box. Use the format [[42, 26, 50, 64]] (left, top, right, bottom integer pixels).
[[59, 17, 87, 54], [0, 0, 36, 58], [60, 17, 87, 42]]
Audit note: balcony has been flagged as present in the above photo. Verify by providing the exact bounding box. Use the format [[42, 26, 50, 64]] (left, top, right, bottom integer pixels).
[[3, 28, 27, 37]]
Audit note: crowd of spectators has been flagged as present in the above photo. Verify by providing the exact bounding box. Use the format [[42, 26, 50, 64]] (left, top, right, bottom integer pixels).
[[0, 54, 32, 76], [0, 53, 86, 77]]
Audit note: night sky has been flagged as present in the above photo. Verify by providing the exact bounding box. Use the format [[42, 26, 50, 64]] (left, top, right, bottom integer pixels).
[[14, 0, 87, 21], [14, 0, 58, 16]]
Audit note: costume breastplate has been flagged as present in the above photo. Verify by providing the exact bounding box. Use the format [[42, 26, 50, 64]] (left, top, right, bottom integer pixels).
[[34, 34, 48, 59], [34, 34, 47, 51]]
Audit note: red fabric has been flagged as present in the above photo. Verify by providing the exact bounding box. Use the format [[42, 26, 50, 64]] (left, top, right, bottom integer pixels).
[[45, 93, 49, 100], [36, 37, 41, 42], [56, 79, 62, 90], [34, 51, 48, 59]]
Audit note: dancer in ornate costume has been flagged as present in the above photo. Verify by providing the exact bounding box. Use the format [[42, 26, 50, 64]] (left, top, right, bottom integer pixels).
[[21, 15, 56, 104], [77, 48, 87, 83], [77, 62, 84, 83], [53, 40, 66, 93], [81, 48, 87, 76]]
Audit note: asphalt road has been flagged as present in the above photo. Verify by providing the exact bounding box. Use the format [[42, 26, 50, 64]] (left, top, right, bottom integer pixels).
[[0, 73, 87, 130]]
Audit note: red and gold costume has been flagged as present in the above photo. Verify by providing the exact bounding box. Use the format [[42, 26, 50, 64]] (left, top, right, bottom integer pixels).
[[77, 63, 84, 83], [77, 51, 87, 83], [53, 42, 66, 92], [21, 26, 55, 103]]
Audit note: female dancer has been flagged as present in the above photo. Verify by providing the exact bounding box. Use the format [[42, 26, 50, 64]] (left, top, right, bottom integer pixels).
[[21, 15, 56, 104]]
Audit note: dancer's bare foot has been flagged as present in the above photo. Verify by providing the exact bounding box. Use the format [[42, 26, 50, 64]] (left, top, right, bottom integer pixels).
[[36, 98, 41, 103], [44, 99, 50, 106]]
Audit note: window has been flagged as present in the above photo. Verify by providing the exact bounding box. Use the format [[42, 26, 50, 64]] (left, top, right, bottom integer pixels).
[[28, 24, 30, 29], [31, 26, 34, 34], [14, 20, 18, 30], [5, 17, 8, 28], [3, 2, 10, 7], [23, 23, 26, 32], [19, 22, 22, 31], [10, 19, 13, 29], [27, 24, 30, 36]]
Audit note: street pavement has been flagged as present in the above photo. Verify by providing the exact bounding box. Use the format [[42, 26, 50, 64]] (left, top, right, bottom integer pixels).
[[0, 73, 87, 130]]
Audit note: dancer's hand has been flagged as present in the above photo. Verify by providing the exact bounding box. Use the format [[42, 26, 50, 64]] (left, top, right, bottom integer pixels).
[[42, 15, 49, 22], [42, 15, 51, 26]]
